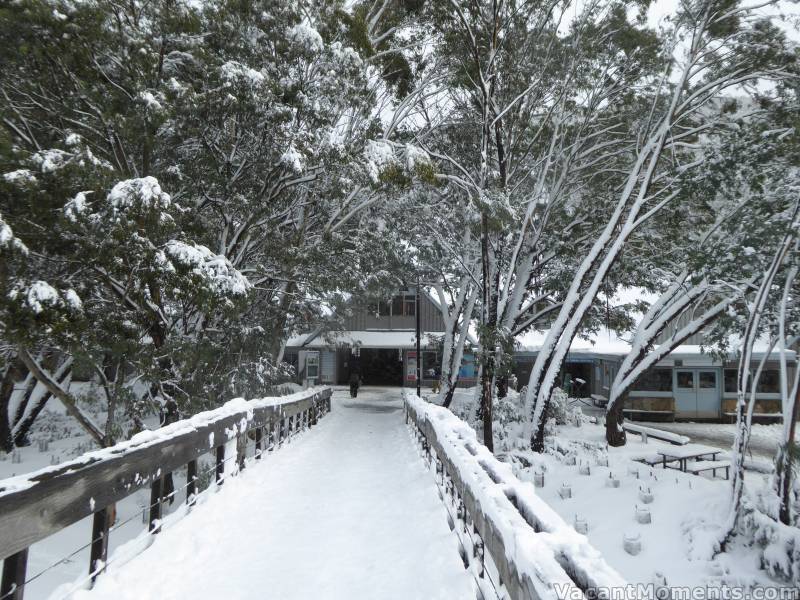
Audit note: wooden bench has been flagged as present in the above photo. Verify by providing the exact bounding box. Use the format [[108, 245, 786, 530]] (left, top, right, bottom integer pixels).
[[686, 460, 731, 480]]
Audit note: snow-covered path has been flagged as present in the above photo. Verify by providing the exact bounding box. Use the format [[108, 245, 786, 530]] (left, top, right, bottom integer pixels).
[[72, 388, 473, 600]]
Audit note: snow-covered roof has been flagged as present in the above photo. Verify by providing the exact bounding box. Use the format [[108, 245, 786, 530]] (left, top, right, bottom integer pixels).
[[515, 329, 796, 362], [515, 328, 633, 356], [287, 330, 445, 350]]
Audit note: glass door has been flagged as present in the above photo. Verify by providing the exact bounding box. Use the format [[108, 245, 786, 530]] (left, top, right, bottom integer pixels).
[[674, 369, 697, 417], [696, 370, 720, 418]]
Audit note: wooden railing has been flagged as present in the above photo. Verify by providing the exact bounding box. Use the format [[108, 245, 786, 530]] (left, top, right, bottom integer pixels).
[[405, 393, 626, 600], [0, 387, 332, 600]]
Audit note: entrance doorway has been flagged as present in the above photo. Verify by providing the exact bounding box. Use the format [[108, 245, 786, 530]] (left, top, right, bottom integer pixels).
[[359, 348, 403, 386], [674, 368, 721, 418]]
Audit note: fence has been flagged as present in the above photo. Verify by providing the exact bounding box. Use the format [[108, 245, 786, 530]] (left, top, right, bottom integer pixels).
[[404, 393, 626, 600], [0, 387, 332, 600]]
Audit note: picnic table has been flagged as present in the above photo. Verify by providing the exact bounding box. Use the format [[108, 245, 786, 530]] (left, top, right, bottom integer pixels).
[[656, 443, 723, 472]]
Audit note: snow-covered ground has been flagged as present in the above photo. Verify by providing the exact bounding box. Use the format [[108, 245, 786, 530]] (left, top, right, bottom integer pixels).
[[445, 388, 794, 595], [42, 387, 471, 600]]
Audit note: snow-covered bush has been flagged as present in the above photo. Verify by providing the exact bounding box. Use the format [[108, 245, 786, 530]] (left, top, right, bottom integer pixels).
[[546, 387, 583, 426]]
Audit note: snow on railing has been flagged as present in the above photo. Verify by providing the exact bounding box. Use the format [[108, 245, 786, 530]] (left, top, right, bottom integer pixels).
[[0, 387, 332, 600], [404, 393, 626, 600]]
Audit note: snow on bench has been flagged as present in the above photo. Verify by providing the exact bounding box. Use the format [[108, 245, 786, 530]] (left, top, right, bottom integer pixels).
[[686, 460, 731, 479], [635, 453, 678, 467], [404, 393, 626, 600], [622, 423, 690, 445]]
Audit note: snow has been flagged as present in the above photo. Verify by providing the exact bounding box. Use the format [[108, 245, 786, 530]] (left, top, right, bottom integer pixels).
[[136, 91, 162, 112], [67, 389, 473, 600], [0, 389, 323, 500], [364, 140, 397, 183], [0, 212, 28, 254], [288, 23, 324, 52], [516, 327, 632, 355], [163, 240, 251, 296], [107, 177, 171, 211], [18, 281, 60, 314], [405, 393, 627, 598], [445, 387, 793, 593], [219, 61, 265, 87], [31, 149, 71, 173], [288, 330, 445, 349], [64, 192, 89, 222], [3, 168, 37, 184], [280, 145, 304, 173]]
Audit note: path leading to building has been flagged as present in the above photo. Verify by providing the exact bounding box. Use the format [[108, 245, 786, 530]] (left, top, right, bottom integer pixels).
[[74, 388, 473, 600]]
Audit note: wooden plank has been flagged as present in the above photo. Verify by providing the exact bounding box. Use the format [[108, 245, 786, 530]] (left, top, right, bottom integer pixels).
[[0, 388, 331, 561]]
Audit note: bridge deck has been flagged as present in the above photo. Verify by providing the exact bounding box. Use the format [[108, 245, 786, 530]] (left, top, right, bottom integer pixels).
[[73, 388, 473, 600]]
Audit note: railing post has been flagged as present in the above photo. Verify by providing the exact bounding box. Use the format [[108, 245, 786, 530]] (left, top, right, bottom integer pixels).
[[237, 433, 246, 472], [148, 477, 163, 533], [288, 415, 293, 440], [186, 459, 197, 505], [1, 549, 28, 600], [279, 418, 285, 446], [255, 427, 263, 459], [216, 444, 225, 485], [89, 507, 110, 582]]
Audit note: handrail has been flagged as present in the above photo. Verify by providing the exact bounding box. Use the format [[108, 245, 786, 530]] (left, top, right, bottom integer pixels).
[[404, 392, 626, 600], [0, 387, 332, 600]]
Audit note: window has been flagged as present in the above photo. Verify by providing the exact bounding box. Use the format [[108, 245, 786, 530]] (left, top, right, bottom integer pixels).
[[677, 371, 694, 389], [756, 370, 780, 393], [724, 368, 780, 393], [403, 295, 416, 317], [392, 295, 403, 316], [724, 369, 737, 393], [631, 367, 672, 392], [306, 352, 319, 379], [698, 371, 716, 389]]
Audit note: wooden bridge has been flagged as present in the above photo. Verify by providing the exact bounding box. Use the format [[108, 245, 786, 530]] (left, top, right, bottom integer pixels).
[[0, 388, 625, 600]]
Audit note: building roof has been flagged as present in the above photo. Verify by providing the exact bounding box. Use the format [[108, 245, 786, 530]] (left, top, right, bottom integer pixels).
[[515, 328, 796, 363], [287, 330, 445, 350]]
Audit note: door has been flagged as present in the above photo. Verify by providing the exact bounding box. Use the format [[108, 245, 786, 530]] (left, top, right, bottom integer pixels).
[[674, 369, 697, 417], [673, 368, 721, 418], [696, 370, 720, 418], [305, 351, 319, 385]]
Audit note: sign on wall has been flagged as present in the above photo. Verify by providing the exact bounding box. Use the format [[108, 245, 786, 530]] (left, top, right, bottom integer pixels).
[[407, 351, 417, 381]]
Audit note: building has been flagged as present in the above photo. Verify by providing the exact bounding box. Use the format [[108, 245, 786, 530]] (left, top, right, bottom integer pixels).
[[512, 328, 796, 422], [286, 289, 795, 422], [285, 289, 478, 388]]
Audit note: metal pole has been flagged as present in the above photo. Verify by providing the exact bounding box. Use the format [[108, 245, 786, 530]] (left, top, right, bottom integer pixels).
[[416, 277, 421, 397]]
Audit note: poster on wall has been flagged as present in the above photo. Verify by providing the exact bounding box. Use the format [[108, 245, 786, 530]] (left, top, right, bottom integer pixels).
[[406, 351, 417, 381]]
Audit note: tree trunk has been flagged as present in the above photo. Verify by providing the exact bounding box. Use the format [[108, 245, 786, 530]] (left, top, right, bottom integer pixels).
[[0, 356, 25, 453], [480, 357, 494, 453], [777, 381, 799, 525], [442, 379, 458, 408], [605, 396, 627, 447]]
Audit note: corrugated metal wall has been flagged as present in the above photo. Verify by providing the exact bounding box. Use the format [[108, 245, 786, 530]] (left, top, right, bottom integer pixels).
[[342, 292, 445, 332]]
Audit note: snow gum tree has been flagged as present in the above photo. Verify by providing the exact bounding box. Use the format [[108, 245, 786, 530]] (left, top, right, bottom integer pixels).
[[524, 0, 795, 451], [0, 0, 383, 443]]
